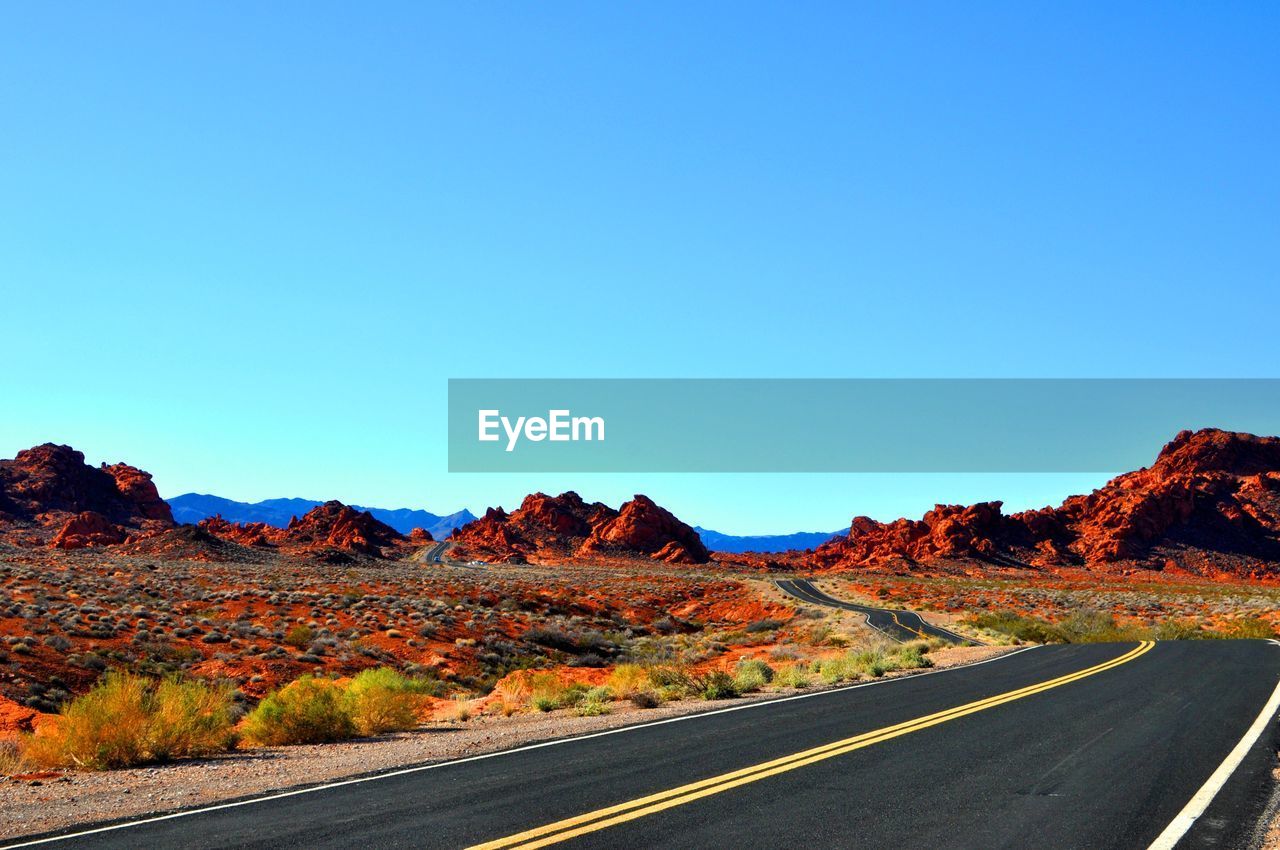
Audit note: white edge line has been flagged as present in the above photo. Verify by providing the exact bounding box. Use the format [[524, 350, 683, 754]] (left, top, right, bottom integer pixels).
[[1145, 643, 1280, 850], [1, 644, 1041, 848]]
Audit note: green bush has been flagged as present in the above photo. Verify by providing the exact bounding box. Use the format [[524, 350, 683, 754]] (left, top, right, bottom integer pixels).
[[575, 686, 613, 717], [889, 643, 932, 670], [284, 625, 315, 649], [240, 676, 356, 745], [732, 659, 775, 693], [771, 663, 811, 689], [695, 671, 739, 700], [343, 668, 425, 735]]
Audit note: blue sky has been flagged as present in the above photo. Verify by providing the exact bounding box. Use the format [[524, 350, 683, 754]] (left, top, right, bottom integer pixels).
[[3, 3, 1277, 533]]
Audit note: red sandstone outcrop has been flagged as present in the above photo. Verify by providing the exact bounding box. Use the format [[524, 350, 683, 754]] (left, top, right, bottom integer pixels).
[[812, 429, 1280, 577], [450, 492, 710, 565], [197, 501, 407, 558], [0, 444, 174, 548], [51, 511, 128, 549], [588, 495, 710, 564]]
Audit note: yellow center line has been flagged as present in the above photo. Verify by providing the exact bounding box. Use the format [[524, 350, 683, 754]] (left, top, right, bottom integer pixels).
[[889, 611, 929, 640], [468, 641, 1155, 850]]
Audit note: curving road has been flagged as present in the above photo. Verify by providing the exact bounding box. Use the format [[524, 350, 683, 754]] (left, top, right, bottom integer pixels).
[[7, 641, 1280, 849], [775, 577, 975, 644]]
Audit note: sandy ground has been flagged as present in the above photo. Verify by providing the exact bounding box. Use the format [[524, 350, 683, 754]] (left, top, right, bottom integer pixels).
[[0, 645, 1005, 841]]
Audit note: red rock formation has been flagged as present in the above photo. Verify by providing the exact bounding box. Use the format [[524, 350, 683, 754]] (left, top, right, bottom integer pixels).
[[587, 495, 710, 563], [450, 492, 710, 565], [51, 511, 128, 549], [286, 501, 405, 555], [101, 463, 173, 522], [0, 444, 174, 547], [812, 429, 1280, 577], [408, 527, 434, 545], [198, 501, 406, 558]]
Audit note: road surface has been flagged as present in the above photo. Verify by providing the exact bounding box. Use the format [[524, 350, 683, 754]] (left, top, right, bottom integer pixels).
[[775, 577, 974, 643], [9, 640, 1280, 850]]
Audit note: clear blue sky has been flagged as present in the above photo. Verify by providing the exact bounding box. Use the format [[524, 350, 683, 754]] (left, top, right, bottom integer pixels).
[[3, 3, 1277, 533]]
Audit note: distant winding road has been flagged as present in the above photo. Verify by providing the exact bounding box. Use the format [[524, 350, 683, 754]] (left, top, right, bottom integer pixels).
[[775, 577, 975, 644], [8, 641, 1280, 849]]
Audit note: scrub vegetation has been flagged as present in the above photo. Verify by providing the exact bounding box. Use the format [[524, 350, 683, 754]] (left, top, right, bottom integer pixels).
[[969, 609, 1278, 644]]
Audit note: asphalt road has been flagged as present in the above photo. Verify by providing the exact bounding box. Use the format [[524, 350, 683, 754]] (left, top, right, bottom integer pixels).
[[12, 641, 1280, 850], [775, 577, 974, 643]]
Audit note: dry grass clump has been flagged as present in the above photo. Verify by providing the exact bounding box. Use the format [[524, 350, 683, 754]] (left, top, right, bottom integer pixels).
[[528, 673, 590, 712], [23, 673, 235, 770], [0, 740, 28, 777], [445, 695, 473, 722], [605, 664, 651, 698]]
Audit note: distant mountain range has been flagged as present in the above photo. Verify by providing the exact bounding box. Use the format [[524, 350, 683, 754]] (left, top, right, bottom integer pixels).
[[693, 526, 840, 554], [166, 494, 477, 541]]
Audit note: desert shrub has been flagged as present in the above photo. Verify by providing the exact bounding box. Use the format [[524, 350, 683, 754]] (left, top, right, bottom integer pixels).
[[646, 665, 695, 694], [0, 740, 27, 777], [772, 663, 811, 689], [1221, 617, 1277, 640], [814, 654, 857, 684], [528, 673, 589, 712], [732, 659, 775, 693], [575, 686, 613, 717], [240, 676, 356, 746], [23, 673, 235, 770], [342, 668, 423, 736], [968, 611, 1064, 644], [606, 664, 651, 698], [446, 695, 472, 722], [744, 618, 785, 634], [769, 645, 800, 661], [890, 642, 932, 670], [1154, 619, 1207, 640], [697, 671, 739, 700], [284, 625, 315, 649], [849, 648, 888, 678], [628, 691, 660, 709], [1056, 610, 1134, 643]]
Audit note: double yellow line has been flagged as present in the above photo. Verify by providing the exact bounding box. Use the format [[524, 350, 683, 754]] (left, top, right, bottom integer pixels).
[[889, 611, 930, 640], [469, 641, 1155, 850]]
